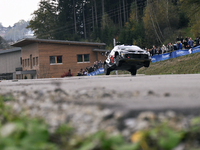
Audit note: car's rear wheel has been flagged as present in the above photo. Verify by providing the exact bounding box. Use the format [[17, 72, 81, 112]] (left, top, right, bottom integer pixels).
[[115, 55, 120, 67], [130, 68, 137, 76], [104, 64, 110, 75]]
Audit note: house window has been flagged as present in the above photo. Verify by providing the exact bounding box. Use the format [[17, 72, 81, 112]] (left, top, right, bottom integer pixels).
[[20, 57, 22, 65], [36, 57, 38, 65], [77, 55, 83, 62], [77, 54, 90, 63], [25, 59, 27, 67], [50, 56, 62, 64], [50, 56, 55, 64], [84, 54, 89, 62], [57, 56, 62, 63]]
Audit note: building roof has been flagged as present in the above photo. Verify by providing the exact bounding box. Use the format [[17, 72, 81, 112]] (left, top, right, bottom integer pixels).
[[11, 38, 106, 47], [0, 47, 21, 55], [92, 49, 110, 52]]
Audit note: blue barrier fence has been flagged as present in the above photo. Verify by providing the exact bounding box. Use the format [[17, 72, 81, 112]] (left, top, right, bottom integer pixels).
[[87, 67, 104, 76], [151, 45, 200, 63]]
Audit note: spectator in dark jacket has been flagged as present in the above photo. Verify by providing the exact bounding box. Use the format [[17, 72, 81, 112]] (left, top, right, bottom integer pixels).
[[188, 38, 194, 48], [151, 45, 157, 56], [98, 60, 103, 68], [94, 61, 99, 71], [173, 42, 178, 50], [195, 37, 199, 46], [176, 36, 179, 42], [183, 39, 188, 49], [185, 37, 188, 42], [180, 36, 184, 43]]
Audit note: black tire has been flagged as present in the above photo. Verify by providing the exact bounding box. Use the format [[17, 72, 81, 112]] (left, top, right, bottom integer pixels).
[[104, 64, 110, 75], [115, 55, 120, 67], [130, 69, 137, 76], [144, 62, 150, 67]]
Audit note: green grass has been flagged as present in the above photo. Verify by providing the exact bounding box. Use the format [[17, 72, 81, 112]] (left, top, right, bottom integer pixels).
[[138, 52, 200, 75]]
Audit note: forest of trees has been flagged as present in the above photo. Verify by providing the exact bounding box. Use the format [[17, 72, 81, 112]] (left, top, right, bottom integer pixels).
[[27, 0, 200, 49]]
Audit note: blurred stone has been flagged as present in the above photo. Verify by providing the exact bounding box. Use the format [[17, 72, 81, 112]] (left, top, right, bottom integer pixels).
[[102, 109, 114, 120], [135, 120, 149, 130], [166, 110, 176, 119], [138, 111, 156, 121], [0, 123, 16, 137], [124, 118, 137, 129], [172, 143, 185, 150]]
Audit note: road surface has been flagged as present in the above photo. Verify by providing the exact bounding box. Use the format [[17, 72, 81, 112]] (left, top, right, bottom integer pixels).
[[1, 74, 200, 115]]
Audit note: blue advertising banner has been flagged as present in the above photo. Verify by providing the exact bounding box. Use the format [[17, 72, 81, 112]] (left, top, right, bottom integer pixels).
[[87, 68, 104, 76], [192, 46, 200, 54], [151, 46, 200, 63], [161, 53, 170, 61]]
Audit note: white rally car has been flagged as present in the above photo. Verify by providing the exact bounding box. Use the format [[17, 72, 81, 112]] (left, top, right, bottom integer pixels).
[[104, 45, 151, 75]]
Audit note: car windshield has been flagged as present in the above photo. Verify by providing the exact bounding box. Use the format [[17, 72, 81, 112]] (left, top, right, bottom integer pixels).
[[119, 46, 142, 51]]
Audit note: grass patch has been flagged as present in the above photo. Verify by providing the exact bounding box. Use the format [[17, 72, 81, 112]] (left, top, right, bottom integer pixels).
[[138, 52, 200, 75]]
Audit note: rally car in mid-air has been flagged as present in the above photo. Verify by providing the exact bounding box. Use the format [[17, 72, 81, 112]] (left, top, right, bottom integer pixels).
[[104, 45, 151, 75]]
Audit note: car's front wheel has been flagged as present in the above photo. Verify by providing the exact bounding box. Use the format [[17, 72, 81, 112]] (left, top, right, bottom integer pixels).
[[104, 64, 110, 75], [130, 68, 137, 76], [144, 62, 150, 67]]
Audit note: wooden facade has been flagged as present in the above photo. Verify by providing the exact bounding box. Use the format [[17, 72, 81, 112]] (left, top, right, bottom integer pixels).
[[12, 39, 106, 79]]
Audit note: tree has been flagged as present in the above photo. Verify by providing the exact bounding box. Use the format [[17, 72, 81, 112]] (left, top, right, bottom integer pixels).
[[27, 0, 57, 39], [143, 0, 179, 47], [118, 1, 145, 47], [180, 0, 200, 37]]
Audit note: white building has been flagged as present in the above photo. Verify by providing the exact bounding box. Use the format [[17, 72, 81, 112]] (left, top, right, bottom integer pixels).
[[0, 47, 22, 80]]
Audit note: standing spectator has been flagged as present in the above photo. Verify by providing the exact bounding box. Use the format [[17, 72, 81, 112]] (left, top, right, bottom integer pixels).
[[176, 36, 179, 42], [178, 41, 182, 50], [183, 39, 188, 49], [147, 49, 150, 54], [180, 36, 184, 43], [173, 42, 178, 50], [161, 44, 167, 53], [94, 61, 99, 71], [98, 60, 103, 68], [188, 38, 194, 48], [151, 45, 157, 56], [167, 43, 173, 52], [195, 37, 199, 46], [185, 37, 188, 42], [158, 46, 162, 54]]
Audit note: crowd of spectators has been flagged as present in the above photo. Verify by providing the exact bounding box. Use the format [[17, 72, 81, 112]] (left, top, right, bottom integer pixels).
[[147, 36, 200, 56], [77, 60, 103, 76]]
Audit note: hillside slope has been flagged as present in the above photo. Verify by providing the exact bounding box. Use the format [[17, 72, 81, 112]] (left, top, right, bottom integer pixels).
[[138, 52, 200, 75]]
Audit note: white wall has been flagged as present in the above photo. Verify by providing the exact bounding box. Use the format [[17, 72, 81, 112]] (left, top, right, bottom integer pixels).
[[0, 50, 22, 74]]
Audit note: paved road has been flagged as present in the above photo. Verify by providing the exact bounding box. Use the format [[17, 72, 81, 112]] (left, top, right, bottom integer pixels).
[[1, 74, 200, 115]]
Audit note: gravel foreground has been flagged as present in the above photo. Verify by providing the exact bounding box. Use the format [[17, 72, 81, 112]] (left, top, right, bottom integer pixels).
[[1, 86, 199, 135], [1, 76, 200, 149]]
